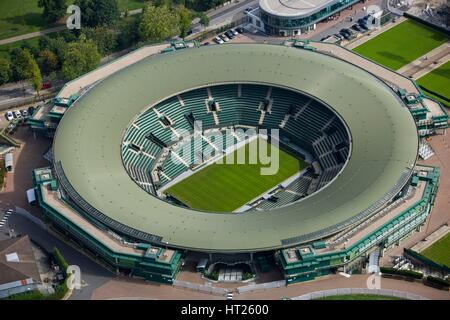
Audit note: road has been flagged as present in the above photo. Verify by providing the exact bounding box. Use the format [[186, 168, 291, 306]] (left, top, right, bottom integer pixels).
[[0, 211, 113, 300], [191, 0, 258, 32], [0, 26, 67, 46]]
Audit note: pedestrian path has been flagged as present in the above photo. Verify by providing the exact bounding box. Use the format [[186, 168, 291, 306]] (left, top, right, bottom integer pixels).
[[397, 42, 450, 79]]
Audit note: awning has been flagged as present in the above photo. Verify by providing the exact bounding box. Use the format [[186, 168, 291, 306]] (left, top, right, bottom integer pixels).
[[26, 188, 36, 204]]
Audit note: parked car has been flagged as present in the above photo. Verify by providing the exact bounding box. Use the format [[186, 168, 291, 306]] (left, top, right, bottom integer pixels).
[[5, 111, 14, 121], [42, 81, 52, 90], [230, 28, 239, 36], [334, 33, 344, 40], [358, 21, 369, 30], [339, 31, 351, 40], [219, 34, 230, 42], [235, 27, 244, 34], [225, 30, 235, 39], [351, 24, 363, 32], [14, 110, 22, 119], [213, 36, 224, 44], [27, 106, 35, 116], [244, 7, 253, 14], [340, 28, 351, 36], [20, 109, 29, 117]]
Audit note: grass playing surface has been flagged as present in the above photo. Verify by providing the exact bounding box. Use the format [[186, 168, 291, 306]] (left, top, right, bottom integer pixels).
[[164, 138, 306, 212], [421, 233, 450, 267], [353, 19, 449, 70], [417, 61, 450, 108]]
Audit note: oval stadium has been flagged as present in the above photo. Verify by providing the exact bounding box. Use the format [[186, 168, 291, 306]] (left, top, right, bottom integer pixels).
[[30, 42, 442, 284]]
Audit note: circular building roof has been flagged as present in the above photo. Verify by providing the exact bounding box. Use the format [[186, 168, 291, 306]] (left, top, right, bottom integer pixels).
[[53, 44, 418, 253], [259, 0, 335, 18]]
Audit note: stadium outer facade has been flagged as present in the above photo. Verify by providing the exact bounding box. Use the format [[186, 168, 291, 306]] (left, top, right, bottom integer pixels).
[[249, 0, 361, 36], [30, 43, 442, 284]]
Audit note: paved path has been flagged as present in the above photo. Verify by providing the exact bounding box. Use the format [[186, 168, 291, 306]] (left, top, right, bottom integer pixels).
[[0, 127, 114, 300], [91, 273, 450, 300], [0, 25, 66, 46], [380, 130, 450, 265], [397, 42, 450, 79], [0, 6, 147, 47]]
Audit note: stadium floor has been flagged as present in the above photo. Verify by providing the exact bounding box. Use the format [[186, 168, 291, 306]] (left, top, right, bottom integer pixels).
[[353, 19, 449, 70], [164, 138, 306, 212]]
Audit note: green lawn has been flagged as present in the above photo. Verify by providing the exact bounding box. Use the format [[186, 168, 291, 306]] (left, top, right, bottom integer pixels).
[[0, 0, 50, 40], [0, 36, 40, 59], [315, 294, 405, 300], [164, 138, 306, 212], [117, 0, 147, 12], [417, 61, 450, 108], [0, 1, 145, 41], [353, 19, 449, 70], [421, 233, 450, 267]]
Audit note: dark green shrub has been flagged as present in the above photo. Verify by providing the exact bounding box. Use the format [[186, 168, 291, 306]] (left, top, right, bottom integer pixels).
[[380, 267, 423, 279], [425, 276, 450, 288]]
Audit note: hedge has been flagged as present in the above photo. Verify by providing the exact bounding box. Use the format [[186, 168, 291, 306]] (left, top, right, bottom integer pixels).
[[5, 279, 68, 300], [425, 276, 450, 288], [380, 267, 424, 279], [53, 247, 69, 275]]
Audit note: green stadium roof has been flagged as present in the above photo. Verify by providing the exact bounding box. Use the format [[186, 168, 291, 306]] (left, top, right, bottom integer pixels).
[[53, 44, 418, 253]]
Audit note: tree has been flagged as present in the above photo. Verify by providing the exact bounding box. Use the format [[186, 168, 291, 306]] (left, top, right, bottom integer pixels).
[[38, 0, 67, 23], [139, 4, 180, 41], [176, 5, 192, 38], [198, 12, 209, 28], [75, 0, 120, 28], [62, 36, 101, 80], [116, 18, 140, 49], [31, 62, 43, 96], [10, 49, 42, 94], [38, 49, 59, 74], [11, 49, 35, 81], [39, 35, 69, 64], [0, 58, 11, 85], [82, 26, 118, 55]]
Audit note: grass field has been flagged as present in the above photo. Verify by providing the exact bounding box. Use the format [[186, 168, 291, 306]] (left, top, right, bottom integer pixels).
[[117, 0, 148, 12], [0, 1, 145, 41], [0, 0, 49, 40], [164, 138, 306, 212], [421, 233, 450, 267], [417, 61, 450, 108], [315, 294, 404, 300], [353, 20, 449, 70], [0, 36, 40, 59]]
